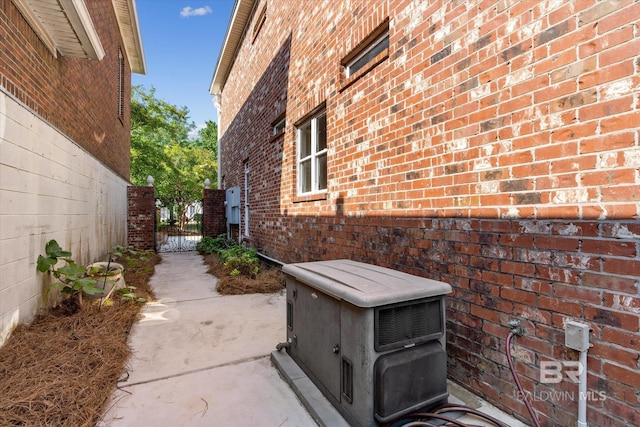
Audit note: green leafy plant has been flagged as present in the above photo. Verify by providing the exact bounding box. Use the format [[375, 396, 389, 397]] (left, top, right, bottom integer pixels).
[[111, 244, 152, 263], [116, 286, 147, 303], [221, 246, 259, 278], [37, 240, 103, 304], [197, 234, 237, 255], [198, 235, 260, 278]]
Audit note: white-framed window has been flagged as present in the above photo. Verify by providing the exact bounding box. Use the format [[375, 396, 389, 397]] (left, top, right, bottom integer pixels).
[[297, 109, 327, 195], [273, 117, 286, 136], [345, 31, 389, 78], [342, 19, 390, 79]]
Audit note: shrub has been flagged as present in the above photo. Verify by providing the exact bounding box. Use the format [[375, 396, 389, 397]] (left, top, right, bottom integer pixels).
[[198, 235, 260, 278], [220, 246, 259, 278], [197, 234, 237, 255]]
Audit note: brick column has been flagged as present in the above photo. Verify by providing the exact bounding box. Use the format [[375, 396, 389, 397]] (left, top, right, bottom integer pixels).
[[127, 185, 155, 250], [203, 189, 226, 237]]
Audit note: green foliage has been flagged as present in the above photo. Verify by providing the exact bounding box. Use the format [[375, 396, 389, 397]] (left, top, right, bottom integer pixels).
[[130, 86, 218, 230], [111, 244, 153, 263], [191, 120, 218, 153], [37, 240, 103, 300], [220, 246, 259, 278], [197, 234, 237, 255], [116, 286, 147, 304], [197, 235, 259, 278], [36, 240, 72, 272]]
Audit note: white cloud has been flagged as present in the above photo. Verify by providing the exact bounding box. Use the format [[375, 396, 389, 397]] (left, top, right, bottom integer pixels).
[[188, 123, 206, 140], [180, 6, 212, 17]]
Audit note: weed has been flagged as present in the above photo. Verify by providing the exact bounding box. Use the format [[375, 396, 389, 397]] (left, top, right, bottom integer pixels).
[[37, 240, 103, 305]]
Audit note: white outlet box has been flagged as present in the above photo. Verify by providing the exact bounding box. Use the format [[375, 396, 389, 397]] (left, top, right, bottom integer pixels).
[[565, 321, 590, 351]]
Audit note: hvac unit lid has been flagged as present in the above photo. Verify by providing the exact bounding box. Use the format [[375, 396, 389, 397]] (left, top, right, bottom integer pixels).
[[283, 259, 452, 308]]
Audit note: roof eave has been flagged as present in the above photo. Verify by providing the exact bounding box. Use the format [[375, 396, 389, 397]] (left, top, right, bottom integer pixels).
[[11, 0, 145, 74], [112, 0, 147, 74], [12, 0, 106, 60], [209, 0, 257, 95]]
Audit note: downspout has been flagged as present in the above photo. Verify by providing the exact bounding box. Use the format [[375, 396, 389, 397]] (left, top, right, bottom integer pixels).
[[213, 95, 222, 190], [565, 321, 591, 427], [578, 348, 588, 427]]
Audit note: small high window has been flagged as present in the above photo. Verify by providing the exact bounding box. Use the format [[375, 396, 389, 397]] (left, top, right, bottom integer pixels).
[[345, 32, 389, 77], [342, 19, 389, 79], [252, 3, 267, 43], [273, 117, 286, 136], [297, 108, 327, 195]]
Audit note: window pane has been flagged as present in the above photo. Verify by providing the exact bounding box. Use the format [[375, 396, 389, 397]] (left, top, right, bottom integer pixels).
[[317, 153, 327, 191], [317, 114, 327, 151], [299, 122, 312, 158], [348, 33, 389, 77], [300, 159, 311, 193], [274, 119, 285, 135]]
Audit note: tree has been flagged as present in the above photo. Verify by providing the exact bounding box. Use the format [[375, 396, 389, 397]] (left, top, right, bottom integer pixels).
[[130, 86, 217, 230], [163, 143, 217, 229], [192, 120, 218, 155]]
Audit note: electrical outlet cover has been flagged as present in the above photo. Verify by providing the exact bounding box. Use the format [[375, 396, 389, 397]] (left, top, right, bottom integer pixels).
[[565, 321, 590, 351]]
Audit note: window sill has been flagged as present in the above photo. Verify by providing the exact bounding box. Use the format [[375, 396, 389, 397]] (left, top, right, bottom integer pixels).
[[293, 192, 328, 203], [339, 48, 389, 93], [270, 130, 285, 143]]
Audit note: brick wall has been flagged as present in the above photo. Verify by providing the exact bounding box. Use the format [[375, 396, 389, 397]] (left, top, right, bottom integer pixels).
[[279, 214, 640, 426], [127, 186, 155, 251], [203, 189, 227, 237], [0, 0, 132, 179], [217, 1, 640, 425]]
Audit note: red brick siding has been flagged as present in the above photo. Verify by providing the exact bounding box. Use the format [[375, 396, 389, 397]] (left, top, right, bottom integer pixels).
[[0, 0, 132, 179], [203, 189, 226, 237], [127, 186, 155, 251], [218, 1, 640, 425]]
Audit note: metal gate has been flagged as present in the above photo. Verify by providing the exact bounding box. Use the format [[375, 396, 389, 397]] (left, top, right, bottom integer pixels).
[[155, 199, 203, 252]]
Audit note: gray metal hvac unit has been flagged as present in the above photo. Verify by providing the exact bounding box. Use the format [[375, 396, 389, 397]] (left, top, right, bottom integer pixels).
[[283, 259, 452, 427]]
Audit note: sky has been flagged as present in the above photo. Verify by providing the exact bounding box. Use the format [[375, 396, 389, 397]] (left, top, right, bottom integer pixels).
[[132, 0, 235, 133]]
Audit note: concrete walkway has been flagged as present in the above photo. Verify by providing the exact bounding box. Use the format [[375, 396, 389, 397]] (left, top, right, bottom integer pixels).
[[99, 252, 528, 427], [99, 252, 315, 426]]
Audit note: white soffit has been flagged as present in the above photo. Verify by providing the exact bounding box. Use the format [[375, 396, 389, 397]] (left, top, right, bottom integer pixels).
[[12, 0, 106, 60], [209, 0, 257, 95], [112, 0, 146, 74]]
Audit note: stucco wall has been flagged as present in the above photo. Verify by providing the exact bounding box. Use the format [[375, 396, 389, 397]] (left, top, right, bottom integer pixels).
[[0, 91, 128, 346]]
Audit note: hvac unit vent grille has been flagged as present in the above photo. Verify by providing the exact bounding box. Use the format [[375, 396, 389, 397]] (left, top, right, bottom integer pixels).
[[375, 298, 442, 351]]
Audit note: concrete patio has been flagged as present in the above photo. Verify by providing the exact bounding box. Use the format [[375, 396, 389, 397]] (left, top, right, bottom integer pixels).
[[99, 252, 528, 427]]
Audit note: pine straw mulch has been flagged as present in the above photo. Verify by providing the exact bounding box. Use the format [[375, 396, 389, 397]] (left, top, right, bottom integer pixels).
[[202, 254, 285, 295], [0, 252, 160, 427]]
